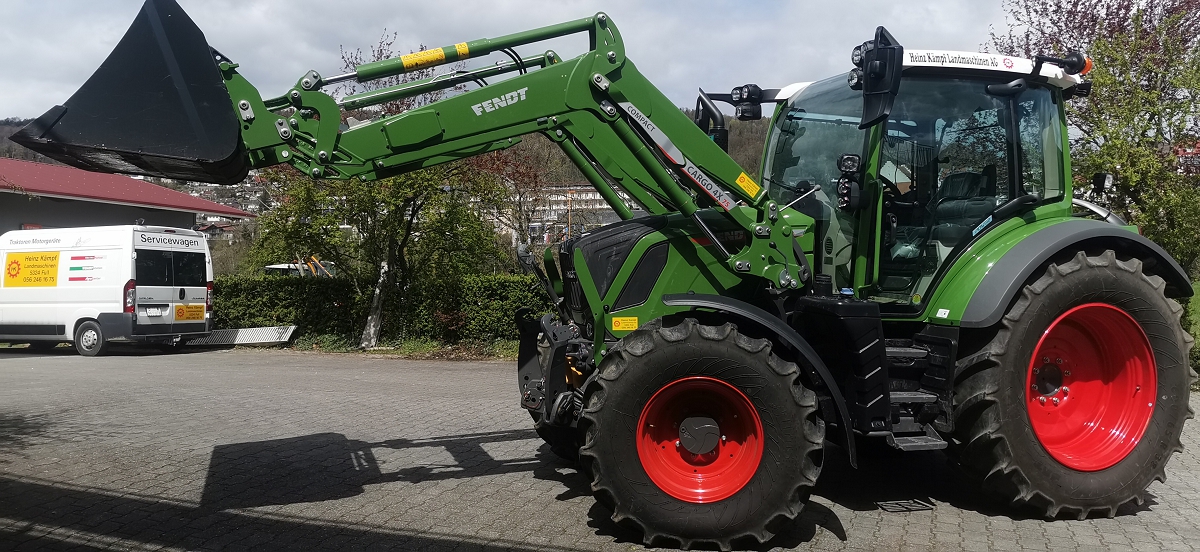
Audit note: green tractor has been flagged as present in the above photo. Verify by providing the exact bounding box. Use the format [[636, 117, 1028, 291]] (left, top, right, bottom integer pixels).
[[14, 1, 1194, 549]]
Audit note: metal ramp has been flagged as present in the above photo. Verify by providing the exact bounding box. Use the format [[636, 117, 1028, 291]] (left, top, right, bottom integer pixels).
[[187, 326, 297, 346]]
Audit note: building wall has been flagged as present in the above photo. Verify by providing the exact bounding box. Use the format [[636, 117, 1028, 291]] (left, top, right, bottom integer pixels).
[[0, 193, 194, 234]]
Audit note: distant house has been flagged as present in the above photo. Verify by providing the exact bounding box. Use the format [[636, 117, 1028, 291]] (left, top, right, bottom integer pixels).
[[0, 158, 253, 233], [1176, 141, 1200, 175], [196, 221, 240, 243]]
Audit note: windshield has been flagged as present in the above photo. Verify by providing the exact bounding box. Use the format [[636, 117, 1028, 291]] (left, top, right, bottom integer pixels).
[[762, 74, 866, 288], [763, 74, 865, 205]]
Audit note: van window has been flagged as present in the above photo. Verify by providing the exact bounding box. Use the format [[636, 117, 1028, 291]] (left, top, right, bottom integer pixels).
[[135, 249, 173, 286], [173, 252, 207, 287], [135, 249, 207, 287]]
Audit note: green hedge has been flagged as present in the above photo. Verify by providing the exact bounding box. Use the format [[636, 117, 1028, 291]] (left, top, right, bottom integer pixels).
[[461, 274, 552, 340], [213, 276, 364, 336], [213, 274, 549, 342]]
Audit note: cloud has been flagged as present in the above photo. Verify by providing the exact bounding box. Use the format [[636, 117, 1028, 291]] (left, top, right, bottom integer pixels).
[[1, 0, 1005, 118]]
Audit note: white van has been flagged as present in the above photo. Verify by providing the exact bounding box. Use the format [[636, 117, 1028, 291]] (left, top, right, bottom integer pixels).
[[0, 225, 213, 356]]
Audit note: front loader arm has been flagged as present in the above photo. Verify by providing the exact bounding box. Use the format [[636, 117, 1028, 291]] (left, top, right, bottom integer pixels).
[[229, 14, 806, 289], [14, 1, 809, 291]]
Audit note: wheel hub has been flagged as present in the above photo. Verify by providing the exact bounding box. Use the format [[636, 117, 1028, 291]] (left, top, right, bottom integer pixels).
[[636, 377, 763, 503], [678, 416, 720, 455], [1025, 303, 1156, 472], [1033, 363, 1063, 396]]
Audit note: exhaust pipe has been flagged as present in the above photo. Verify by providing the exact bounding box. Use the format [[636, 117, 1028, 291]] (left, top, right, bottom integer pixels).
[[11, 0, 248, 184]]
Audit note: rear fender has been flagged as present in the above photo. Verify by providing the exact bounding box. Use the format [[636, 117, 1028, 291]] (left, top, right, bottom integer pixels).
[[956, 219, 1192, 329]]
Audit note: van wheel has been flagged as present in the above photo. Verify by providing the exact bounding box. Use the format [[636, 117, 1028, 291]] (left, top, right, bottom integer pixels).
[[74, 321, 108, 357]]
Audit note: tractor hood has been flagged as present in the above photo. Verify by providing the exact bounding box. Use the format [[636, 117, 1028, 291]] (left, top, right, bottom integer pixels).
[[11, 0, 248, 185]]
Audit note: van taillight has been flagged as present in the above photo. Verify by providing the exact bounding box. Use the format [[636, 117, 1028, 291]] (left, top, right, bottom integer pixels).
[[123, 279, 136, 313], [206, 281, 213, 311]]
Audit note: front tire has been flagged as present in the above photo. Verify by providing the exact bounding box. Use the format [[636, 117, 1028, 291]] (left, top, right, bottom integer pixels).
[[74, 320, 108, 357], [950, 250, 1195, 519], [579, 318, 824, 550]]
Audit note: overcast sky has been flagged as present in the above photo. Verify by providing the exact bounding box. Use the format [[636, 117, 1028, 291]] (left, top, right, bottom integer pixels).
[[1, 0, 1008, 119]]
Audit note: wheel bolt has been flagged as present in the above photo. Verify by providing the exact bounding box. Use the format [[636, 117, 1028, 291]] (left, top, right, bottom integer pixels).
[[1033, 368, 1040, 375], [1032, 385, 1038, 391], [1061, 386, 1069, 394], [1064, 371, 1071, 376], [721, 435, 727, 442], [1052, 398, 1060, 406], [675, 440, 680, 448], [1043, 357, 1050, 363], [1039, 397, 1046, 404], [1056, 358, 1063, 364]]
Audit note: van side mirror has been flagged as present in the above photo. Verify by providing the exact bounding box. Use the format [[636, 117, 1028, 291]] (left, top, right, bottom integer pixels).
[[852, 27, 904, 129], [1091, 172, 1113, 193]]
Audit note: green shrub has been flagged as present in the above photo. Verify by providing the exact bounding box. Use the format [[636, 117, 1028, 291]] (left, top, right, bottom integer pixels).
[[213, 276, 364, 337], [213, 273, 549, 343], [460, 274, 552, 341]]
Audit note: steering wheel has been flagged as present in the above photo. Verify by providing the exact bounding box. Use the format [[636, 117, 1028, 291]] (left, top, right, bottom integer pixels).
[[879, 174, 904, 198], [880, 175, 919, 208]]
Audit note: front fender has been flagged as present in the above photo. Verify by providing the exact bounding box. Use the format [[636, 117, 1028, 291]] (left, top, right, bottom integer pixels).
[[661, 293, 858, 468]]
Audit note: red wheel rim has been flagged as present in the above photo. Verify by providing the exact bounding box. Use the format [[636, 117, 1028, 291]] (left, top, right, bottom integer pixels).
[[636, 376, 763, 503], [1026, 303, 1156, 471]]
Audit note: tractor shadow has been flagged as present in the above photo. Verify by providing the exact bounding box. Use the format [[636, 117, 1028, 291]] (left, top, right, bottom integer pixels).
[[0, 412, 53, 463], [814, 440, 1157, 519], [585, 499, 846, 551], [198, 428, 589, 510]]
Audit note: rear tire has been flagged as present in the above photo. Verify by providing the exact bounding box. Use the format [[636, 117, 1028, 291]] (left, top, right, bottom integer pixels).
[[579, 318, 824, 550], [74, 321, 108, 357], [950, 250, 1195, 519]]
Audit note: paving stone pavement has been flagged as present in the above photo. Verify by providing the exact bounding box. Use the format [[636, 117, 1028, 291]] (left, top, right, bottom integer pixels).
[[0, 347, 1197, 551]]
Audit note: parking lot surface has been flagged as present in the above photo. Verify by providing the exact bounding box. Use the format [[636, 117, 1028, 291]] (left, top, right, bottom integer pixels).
[[0, 347, 1198, 551]]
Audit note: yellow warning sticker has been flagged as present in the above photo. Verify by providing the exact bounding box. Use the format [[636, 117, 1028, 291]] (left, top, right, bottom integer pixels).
[[175, 304, 206, 322], [4, 251, 59, 287], [401, 47, 446, 70], [611, 316, 639, 331], [454, 42, 470, 59], [735, 173, 761, 198]]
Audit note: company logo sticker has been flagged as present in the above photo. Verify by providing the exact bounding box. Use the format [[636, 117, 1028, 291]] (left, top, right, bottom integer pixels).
[[3, 252, 59, 287], [611, 316, 639, 331], [735, 172, 761, 198]]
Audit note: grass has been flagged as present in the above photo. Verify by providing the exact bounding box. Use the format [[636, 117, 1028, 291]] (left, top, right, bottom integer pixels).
[[1192, 281, 1199, 330], [287, 334, 520, 361]]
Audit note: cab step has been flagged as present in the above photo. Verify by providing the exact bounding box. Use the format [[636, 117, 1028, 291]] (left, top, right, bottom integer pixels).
[[886, 423, 947, 451]]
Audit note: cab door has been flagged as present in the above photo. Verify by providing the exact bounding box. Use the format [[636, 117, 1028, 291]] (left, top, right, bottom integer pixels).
[[864, 76, 1066, 316]]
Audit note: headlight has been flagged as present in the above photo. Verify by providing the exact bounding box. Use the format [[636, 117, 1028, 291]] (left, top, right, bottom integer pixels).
[[837, 154, 861, 173], [731, 87, 742, 102], [847, 68, 864, 90], [851, 45, 864, 66]]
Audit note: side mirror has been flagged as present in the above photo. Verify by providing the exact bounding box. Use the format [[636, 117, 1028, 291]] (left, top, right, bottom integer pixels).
[[1091, 172, 1113, 193], [850, 27, 904, 129]]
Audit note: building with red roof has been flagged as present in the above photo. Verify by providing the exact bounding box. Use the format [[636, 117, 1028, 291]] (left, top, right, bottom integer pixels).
[[0, 158, 252, 233]]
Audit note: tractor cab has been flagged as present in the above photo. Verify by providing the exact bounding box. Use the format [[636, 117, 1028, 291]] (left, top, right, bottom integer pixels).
[[763, 47, 1087, 316]]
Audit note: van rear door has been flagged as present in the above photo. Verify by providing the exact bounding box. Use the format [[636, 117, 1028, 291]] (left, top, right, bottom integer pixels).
[[133, 249, 174, 333], [170, 250, 208, 333]]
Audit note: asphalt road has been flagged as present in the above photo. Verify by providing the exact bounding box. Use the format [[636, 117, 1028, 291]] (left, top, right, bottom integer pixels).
[[1, 347, 1198, 551]]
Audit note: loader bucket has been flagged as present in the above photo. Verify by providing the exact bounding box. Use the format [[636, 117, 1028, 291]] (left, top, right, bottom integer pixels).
[[10, 0, 248, 184]]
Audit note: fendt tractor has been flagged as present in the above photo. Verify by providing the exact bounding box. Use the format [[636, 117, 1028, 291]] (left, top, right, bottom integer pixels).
[[13, 1, 1196, 549]]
